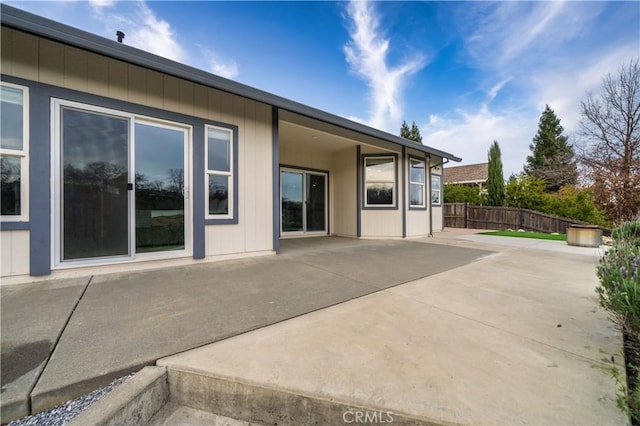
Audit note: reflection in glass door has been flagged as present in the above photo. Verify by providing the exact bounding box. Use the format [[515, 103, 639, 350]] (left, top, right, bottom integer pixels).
[[281, 169, 327, 235], [281, 171, 304, 232], [61, 107, 130, 260], [134, 123, 186, 253]]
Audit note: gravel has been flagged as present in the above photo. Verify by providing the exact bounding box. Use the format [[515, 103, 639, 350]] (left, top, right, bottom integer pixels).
[[8, 374, 134, 426]]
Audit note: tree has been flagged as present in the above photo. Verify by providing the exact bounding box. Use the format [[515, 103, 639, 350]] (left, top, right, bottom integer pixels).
[[400, 120, 422, 144], [579, 59, 640, 222], [487, 141, 505, 206], [524, 105, 577, 192]]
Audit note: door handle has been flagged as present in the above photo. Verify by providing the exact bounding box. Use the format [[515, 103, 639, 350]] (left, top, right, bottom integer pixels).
[[127, 183, 134, 191]]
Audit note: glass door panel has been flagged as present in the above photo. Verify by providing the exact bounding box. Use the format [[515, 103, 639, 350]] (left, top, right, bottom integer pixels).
[[134, 123, 186, 253], [306, 173, 326, 232], [281, 171, 304, 232], [61, 108, 129, 260]]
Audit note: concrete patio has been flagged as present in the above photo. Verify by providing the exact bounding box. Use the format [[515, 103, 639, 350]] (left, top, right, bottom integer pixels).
[[1, 236, 492, 423]]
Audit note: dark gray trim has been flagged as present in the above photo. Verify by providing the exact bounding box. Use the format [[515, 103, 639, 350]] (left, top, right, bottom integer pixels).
[[0, 74, 51, 276], [401, 146, 406, 238], [272, 107, 280, 252], [361, 153, 399, 211], [204, 123, 239, 226], [278, 165, 330, 236], [28, 79, 50, 275], [407, 155, 428, 211], [0, 222, 29, 231], [192, 125, 205, 259], [0, 4, 461, 163], [356, 146, 361, 238]]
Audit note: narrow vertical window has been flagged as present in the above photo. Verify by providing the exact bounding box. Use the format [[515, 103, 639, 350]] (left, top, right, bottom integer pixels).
[[431, 173, 442, 205], [364, 156, 396, 207], [1, 83, 28, 220], [206, 126, 233, 218], [409, 158, 425, 208]]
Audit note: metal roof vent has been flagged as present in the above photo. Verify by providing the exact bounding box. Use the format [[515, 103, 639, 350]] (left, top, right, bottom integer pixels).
[[116, 31, 125, 43]]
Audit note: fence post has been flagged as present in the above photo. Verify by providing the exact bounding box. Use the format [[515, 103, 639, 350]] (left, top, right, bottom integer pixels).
[[519, 209, 524, 230], [464, 203, 469, 229]]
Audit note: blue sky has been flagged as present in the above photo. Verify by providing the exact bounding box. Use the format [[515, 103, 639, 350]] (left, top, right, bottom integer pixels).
[[7, 1, 639, 177]]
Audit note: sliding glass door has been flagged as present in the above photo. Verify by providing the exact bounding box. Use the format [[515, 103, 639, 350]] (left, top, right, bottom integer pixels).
[[281, 168, 327, 235], [55, 100, 190, 266]]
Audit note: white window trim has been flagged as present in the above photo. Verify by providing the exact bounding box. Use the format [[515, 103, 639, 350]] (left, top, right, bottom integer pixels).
[[363, 156, 396, 208], [51, 98, 193, 269], [1, 82, 29, 222], [409, 158, 426, 208], [431, 173, 442, 206], [205, 125, 234, 220]]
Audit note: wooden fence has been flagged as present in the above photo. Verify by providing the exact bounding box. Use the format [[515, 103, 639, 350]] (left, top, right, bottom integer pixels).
[[444, 203, 588, 234]]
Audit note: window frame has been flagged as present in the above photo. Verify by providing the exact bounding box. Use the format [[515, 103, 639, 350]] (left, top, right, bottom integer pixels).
[[408, 157, 426, 210], [0, 82, 29, 222], [205, 124, 236, 221], [362, 154, 398, 209], [431, 173, 442, 206]]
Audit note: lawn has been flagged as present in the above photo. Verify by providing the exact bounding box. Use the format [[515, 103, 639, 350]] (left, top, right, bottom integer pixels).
[[480, 230, 567, 241]]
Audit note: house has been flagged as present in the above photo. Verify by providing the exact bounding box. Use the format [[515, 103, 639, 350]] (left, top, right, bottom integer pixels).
[[0, 5, 460, 281], [444, 163, 488, 187]]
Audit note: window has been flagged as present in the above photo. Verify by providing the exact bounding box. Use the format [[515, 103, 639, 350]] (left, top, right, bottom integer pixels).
[[1, 83, 28, 220], [206, 126, 233, 218], [409, 158, 426, 208], [364, 156, 396, 207], [431, 173, 442, 205]]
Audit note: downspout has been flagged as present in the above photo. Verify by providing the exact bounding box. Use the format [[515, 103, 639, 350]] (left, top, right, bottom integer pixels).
[[428, 157, 449, 237]]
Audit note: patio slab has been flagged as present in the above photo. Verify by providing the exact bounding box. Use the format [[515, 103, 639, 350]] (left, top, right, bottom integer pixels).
[[158, 242, 624, 425], [1, 237, 491, 420]]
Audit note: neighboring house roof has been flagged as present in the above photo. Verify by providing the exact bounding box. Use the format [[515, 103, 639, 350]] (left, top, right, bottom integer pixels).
[[0, 5, 461, 162], [444, 163, 488, 185]]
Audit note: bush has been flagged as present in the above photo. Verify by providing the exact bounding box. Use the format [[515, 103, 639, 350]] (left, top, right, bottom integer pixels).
[[443, 184, 485, 204], [596, 222, 640, 423], [613, 221, 640, 245]]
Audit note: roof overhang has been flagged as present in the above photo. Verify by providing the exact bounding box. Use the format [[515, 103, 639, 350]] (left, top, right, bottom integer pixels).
[[0, 4, 461, 162]]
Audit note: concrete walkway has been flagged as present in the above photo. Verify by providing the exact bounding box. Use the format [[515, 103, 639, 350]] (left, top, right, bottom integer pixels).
[[156, 231, 624, 425], [1, 237, 491, 423]]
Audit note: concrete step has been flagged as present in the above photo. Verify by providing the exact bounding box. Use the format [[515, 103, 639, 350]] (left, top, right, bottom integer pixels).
[[70, 365, 436, 425], [165, 368, 433, 426], [148, 402, 256, 425]]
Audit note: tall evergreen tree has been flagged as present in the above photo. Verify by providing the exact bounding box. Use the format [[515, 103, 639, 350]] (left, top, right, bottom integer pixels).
[[400, 120, 411, 139], [400, 120, 423, 144], [410, 122, 423, 144], [487, 140, 505, 206], [525, 105, 577, 192]]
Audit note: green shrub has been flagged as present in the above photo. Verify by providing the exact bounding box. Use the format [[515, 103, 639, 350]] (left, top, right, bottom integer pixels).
[[613, 221, 640, 245], [596, 222, 640, 422], [443, 184, 485, 204]]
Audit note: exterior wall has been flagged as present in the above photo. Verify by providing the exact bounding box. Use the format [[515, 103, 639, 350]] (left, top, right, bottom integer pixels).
[[0, 231, 30, 276], [1, 26, 273, 276], [206, 102, 273, 256], [331, 147, 357, 237]]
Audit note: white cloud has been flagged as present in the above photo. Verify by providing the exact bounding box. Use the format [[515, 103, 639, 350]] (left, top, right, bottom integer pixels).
[[86, 2, 239, 79], [343, 1, 426, 132], [88, 0, 114, 10], [197, 46, 239, 79], [423, 106, 534, 179], [426, 2, 637, 178], [102, 3, 185, 62]]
